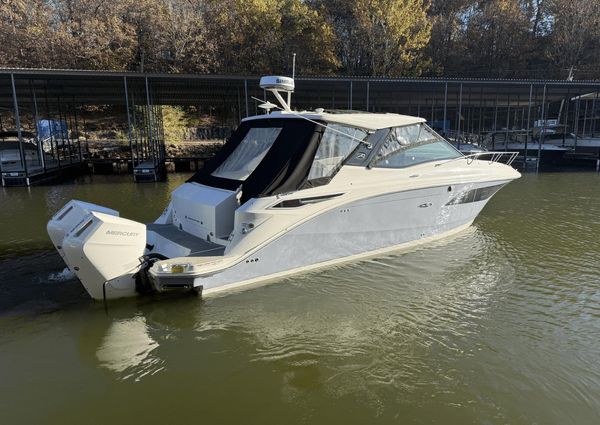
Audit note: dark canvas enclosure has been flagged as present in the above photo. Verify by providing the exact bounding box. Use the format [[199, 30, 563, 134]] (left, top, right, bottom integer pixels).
[[187, 118, 322, 203]]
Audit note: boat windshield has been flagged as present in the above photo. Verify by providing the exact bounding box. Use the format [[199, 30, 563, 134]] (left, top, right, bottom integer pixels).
[[211, 127, 282, 181], [373, 124, 461, 168]]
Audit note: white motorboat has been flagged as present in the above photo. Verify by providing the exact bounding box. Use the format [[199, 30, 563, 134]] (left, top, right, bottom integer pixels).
[[543, 133, 600, 156], [47, 76, 521, 301], [0, 131, 40, 170], [0, 130, 57, 177]]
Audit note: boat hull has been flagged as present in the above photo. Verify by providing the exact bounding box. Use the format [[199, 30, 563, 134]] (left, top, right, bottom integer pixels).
[[49, 180, 514, 301], [194, 180, 509, 294]]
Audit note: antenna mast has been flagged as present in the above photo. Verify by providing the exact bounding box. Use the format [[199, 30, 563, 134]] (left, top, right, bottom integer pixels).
[[289, 53, 296, 107]]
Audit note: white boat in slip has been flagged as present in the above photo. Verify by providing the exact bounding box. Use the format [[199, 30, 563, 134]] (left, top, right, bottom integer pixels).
[[47, 76, 520, 301], [543, 133, 600, 156]]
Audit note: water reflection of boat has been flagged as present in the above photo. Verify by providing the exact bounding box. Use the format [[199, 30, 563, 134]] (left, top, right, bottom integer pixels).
[[95, 316, 159, 374], [47, 76, 520, 301]]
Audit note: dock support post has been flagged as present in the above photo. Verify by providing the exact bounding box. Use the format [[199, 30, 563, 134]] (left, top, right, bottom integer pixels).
[[505, 95, 510, 152], [152, 104, 159, 168], [524, 84, 533, 169], [331, 88, 335, 110], [478, 87, 483, 143], [537, 84, 547, 172], [244, 79, 249, 118], [30, 80, 46, 174], [520, 106, 525, 134], [124, 76, 134, 172], [456, 83, 463, 150], [72, 99, 82, 164], [66, 101, 76, 165], [592, 91, 598, 137], [142, 96, 148, 161], [56, 96, 72, 166], [81, 106, 89, 160], [442, 83, 448, 137], [349, 80, 353, 110], [582, 99, 589, 137], [237, 87, 241, 123], [44, 86, 59, 170], [493, 94, 499, 132], [130, 89, 138, 167], [145, 76, 155, 174], [574, 95, 580, 151], [466, 89, 472, 137], [10, 73, 29, 184], [156, 103, 165, 172], [366, 81, 370, 112]]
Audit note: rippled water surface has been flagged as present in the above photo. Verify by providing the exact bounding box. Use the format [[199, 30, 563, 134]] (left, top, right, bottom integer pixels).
[[1, 173, 600, 424]]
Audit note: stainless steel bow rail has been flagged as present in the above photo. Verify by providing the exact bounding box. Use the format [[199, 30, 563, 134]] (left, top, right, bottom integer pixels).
[[435, 151, 519, 168]]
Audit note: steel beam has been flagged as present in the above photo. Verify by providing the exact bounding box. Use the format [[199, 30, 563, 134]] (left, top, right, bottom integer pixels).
[[537, 84, 547, 170], [30, 80, 45, 173], [525, 84, 533, 167], [10, 73, 28, 182]]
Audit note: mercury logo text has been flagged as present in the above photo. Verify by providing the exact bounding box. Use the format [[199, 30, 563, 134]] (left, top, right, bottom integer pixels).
[[105, 230, 139, 237]]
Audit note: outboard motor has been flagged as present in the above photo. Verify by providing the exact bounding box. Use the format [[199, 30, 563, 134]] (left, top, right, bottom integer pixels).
[[61, 211, 146, 300], [47, 200, 119, 269]]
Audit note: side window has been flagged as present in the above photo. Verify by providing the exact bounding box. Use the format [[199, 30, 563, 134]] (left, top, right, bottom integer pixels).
[[211, 127, 281, 181], [307, 124, 367, 181], [375, 125, 421, 160], [373, 124, 461, 169], [417, 126, 439, 143]]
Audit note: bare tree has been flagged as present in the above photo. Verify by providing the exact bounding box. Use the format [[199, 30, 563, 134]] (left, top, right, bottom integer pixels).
[[548, 0, 600, 78]]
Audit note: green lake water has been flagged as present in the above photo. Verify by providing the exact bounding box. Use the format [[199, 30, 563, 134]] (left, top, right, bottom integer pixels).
[[0, 172, 599, 424]]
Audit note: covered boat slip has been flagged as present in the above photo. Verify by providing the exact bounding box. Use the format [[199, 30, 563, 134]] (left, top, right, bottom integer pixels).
[[0, 71, 164, 186], [0, 140, 83, 186], [0, 73, 86, 185], [1, 69, 600, 186]]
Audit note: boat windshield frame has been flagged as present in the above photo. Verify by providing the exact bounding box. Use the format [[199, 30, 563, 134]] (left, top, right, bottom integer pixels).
[[368, 123, 462, 169]]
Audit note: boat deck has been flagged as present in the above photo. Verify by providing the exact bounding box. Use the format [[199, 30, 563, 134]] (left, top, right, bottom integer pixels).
[[147, 223, 226, 256]]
